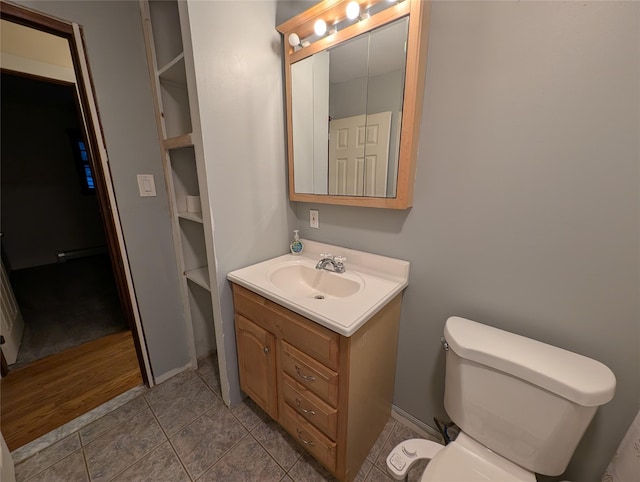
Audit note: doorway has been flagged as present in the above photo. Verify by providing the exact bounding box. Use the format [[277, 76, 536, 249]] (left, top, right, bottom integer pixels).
[[1, 72, 130, 369], [0, 2, 150, 451]]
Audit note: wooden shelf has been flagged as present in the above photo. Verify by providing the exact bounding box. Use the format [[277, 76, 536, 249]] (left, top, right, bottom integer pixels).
[[185, 267, 210, 291], [177, 211, 203, 223], [164, 133, 193, 150]]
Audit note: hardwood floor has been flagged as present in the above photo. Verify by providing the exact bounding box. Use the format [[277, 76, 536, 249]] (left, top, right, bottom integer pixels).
[[0, 330, 143, 451]]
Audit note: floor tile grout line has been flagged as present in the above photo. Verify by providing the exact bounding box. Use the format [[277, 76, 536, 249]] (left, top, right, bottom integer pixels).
[[192, 430, 254, 482], [166, 437, 197, 482], [81, 446, 91, 482], [144, 375, 218, 439], [248, 419, 303, 477], [163, 406, 225, 481], [143, 393, 195, 481], [19, 446, 85, 482], [79, 396, 150, 448], [97, 402, 175, 482], [99, 437, 170, 482]]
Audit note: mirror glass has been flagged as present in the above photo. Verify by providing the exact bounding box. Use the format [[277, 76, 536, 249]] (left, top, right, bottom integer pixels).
[[291, 16, 409, 198]]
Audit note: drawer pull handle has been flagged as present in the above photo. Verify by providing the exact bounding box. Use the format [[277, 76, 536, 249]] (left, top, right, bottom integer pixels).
[[263, 346, 270, 354], [295, 365, 316, 382], [296, 428, 315, 446], [295, 398, 316, 416]]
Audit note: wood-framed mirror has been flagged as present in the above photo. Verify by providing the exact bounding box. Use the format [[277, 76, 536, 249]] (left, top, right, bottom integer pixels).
[[277, 0, 430, 209]]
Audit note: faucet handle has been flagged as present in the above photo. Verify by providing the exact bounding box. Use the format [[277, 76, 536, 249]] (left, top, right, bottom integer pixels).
[[334, 256, 346, 264], [320, 253, 333, 259]]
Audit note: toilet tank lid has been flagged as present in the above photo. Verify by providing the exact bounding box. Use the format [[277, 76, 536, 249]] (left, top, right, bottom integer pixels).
[[444, 317, 616, 407]]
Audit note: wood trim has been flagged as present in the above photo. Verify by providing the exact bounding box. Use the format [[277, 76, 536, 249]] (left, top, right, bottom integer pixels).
[[164, 133, 194, 150], [0, 68, 74, 87], [284, 2, 410, 66], [0, 0, 72, 35], [278, 0, 431, 210]]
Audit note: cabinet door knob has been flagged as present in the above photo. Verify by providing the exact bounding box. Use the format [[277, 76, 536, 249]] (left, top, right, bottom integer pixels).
[[263, 346, 270, 354]]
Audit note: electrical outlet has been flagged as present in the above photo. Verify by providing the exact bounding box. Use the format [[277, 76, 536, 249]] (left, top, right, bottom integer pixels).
[[310, 209, 319, 229]]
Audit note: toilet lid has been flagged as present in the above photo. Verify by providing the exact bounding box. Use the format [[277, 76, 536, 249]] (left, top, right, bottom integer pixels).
[[421, 434, 536, 482]]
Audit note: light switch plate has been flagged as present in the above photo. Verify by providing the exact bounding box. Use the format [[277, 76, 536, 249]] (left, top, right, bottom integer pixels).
[[137, 174, 156, 197]]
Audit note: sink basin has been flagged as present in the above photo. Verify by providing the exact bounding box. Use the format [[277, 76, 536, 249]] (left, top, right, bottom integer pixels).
[[227, 239, 409, 336], [267, 263, 363, 299]]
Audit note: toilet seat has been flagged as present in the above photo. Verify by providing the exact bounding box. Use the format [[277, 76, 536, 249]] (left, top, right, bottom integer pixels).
[[420, 433, 536, 482]]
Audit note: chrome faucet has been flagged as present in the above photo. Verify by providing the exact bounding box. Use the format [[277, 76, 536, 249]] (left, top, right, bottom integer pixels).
[[315, 253, 346, 273]]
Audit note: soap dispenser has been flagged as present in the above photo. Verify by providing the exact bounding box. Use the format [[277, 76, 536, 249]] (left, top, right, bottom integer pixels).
[[290, 230, 303, 255]]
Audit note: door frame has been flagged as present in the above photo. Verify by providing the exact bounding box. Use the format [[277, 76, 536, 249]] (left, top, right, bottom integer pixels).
[[0, 1, 153, 385]]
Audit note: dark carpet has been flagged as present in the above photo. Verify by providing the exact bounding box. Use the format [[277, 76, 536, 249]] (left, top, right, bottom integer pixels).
[[9, 255, 129, 369]]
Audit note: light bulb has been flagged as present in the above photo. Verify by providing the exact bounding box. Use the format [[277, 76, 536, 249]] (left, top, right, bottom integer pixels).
[[346, 1, 360, 20], [314, 19, 327, 36], [288, 33, 300, 47]]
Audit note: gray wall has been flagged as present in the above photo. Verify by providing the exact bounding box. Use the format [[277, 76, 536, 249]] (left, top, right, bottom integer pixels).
[[19, 0, 190, 379], [186, 0, 297, 404], [294, 2, 639, 480], [1, 78, 106, 270]]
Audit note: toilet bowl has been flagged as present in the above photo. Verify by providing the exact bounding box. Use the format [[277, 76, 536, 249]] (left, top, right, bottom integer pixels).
[[387, 316, 616, 481]]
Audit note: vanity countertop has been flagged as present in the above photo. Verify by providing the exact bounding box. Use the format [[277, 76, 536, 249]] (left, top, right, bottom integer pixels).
[[227, 239, 409, 336]]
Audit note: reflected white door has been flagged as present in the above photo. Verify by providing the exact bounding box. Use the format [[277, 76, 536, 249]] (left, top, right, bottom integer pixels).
[[329, 111, 391, 197], [1, 259, 24, 365]]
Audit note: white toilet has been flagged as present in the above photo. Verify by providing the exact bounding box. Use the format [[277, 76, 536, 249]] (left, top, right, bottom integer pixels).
[[387, 316, 616, 481]]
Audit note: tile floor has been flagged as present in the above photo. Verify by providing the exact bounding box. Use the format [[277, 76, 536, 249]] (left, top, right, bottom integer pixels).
[[13, 356, 439, 482]]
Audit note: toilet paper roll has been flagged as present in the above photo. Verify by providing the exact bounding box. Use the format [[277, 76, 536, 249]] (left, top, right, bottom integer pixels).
[[186, 195, 201, 213]]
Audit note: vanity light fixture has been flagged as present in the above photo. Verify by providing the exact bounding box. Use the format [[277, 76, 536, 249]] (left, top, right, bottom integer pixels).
[[346, 1, 370, 22], [288, 32, 310, 50], [346, 1, 360, 19], [314, 18, 327, 36], [313, 18, 337, 37]]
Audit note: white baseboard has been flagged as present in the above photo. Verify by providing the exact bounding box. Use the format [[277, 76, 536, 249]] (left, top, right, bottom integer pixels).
[[153, 362, 192, 385], [391, 405, 444, 443]]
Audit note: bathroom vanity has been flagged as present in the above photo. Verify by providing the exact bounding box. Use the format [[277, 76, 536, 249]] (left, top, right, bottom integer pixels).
[[228, 240, 409, 481]]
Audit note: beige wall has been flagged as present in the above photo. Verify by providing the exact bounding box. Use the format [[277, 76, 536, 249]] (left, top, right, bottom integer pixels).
[[294, 2, 639, 480]]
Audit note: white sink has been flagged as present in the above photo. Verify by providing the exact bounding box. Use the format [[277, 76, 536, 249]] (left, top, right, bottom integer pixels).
[[267, 262, 363, 299], [227, 240, 410, 336]]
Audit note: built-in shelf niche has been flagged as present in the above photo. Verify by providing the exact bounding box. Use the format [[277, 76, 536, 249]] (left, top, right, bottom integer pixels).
[[142, 0, 221, 376], [160, 75, 192, 139], [185, 267, 210, 291], [148, 0, 182, 69], [169, 146, 200, 218], [187, 281, 215, 356], [179, 217, 207, 274], [148, 0, 192, 139]]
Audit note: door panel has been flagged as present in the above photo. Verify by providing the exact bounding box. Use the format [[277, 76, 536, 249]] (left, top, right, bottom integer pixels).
[[0, 259, 24, 365], [329, 111, 391, 197], [235, 314, 278, 419]]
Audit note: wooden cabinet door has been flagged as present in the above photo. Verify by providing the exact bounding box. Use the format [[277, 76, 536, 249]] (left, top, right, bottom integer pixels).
[[235, 314, 278, 419]]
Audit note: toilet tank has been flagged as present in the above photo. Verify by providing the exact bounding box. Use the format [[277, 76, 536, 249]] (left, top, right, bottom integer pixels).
[[443, 316, 615, 476]]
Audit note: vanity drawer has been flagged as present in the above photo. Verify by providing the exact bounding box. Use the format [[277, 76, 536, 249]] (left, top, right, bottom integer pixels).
[[232, 284, 339, 370], [282, 402, 337, 472], [282, 373, 338, 440], [281, 341, 339, 407]]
